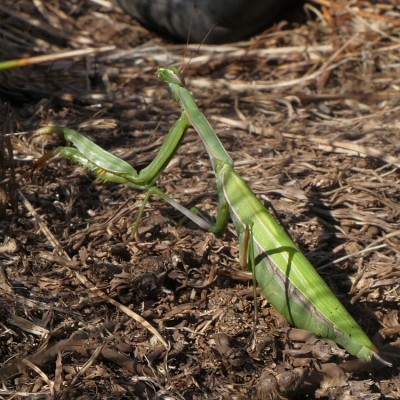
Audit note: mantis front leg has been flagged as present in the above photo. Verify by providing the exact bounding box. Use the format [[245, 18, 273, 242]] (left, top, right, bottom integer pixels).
[[35, 114, 213, 234], [37, 113, 190, 188]]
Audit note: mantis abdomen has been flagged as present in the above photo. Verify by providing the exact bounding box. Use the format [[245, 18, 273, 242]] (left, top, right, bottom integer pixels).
[[221, 164, 377, 361]]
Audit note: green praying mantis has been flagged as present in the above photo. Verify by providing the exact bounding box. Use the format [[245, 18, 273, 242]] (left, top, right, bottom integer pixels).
[[36, 66, 384, 363]]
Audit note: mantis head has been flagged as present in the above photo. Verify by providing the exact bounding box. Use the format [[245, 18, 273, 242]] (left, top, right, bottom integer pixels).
[[156, 66, 185, 87]]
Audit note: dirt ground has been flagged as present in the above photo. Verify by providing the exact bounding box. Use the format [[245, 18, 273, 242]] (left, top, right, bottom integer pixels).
[[0, 0, 399, 399]]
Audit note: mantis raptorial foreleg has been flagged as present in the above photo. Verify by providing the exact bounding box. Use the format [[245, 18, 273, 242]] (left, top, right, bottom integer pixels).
[[36, 66, 387, 364], [35, 118, 213, 235]]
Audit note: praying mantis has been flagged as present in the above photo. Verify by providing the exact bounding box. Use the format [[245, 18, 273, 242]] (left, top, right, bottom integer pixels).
[[37, 66, 383, 363]]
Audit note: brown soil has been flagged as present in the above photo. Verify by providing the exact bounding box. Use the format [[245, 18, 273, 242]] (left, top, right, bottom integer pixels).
[[0, 1, 399, 399]]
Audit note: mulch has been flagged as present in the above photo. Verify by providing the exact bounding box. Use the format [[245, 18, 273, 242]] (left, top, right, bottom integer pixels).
[[0, 0, 399, 398]]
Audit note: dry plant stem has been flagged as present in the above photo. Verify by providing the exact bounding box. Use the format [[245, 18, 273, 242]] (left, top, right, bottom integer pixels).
[[21, 359, 55, 397], [0, 46, 115, 70]]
